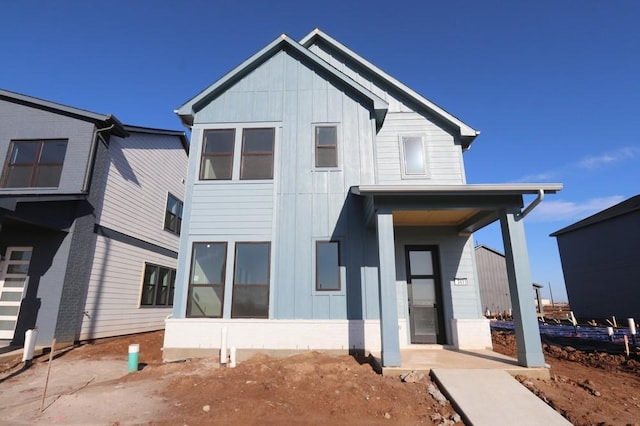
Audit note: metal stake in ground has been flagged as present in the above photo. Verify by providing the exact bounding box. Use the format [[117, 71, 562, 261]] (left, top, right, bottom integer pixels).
[[40, 338, 56, 413]]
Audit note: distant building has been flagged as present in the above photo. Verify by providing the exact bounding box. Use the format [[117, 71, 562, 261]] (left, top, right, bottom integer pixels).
[[551, 195, 640, 321], [474, 245, 544, 315]]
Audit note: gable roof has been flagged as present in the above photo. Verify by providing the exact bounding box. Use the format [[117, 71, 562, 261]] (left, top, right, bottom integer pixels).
[[0, 89, 128, 137], [300, 29, 480, 150], [550, 194, 640, 237], [475, 244, 506, 258], [176, 34, 388, 129]]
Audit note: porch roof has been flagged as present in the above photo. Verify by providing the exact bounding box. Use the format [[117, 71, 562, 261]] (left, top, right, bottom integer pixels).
[[350, 183, 562, 234]]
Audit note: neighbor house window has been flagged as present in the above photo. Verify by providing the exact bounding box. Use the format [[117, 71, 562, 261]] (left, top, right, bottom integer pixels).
[[316, 241, 340, 291], [140, 263, 176, 307], [187, 242, 227, 318], [200, 129, 234, 180], [2, 139, 68, 188], [232, 242, 270, 318], [315, 125, 338, 167], [240, 128, 275, 180], [164, 193, 183, 235], [401, 136, 426, 175]]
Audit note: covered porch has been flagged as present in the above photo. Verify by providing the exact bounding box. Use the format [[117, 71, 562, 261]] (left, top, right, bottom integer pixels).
[[351, 183, 562, 368]]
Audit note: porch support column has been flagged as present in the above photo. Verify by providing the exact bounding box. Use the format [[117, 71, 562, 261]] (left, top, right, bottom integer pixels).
[[376, 209, 401, 367], [500, 209, 546, 367]]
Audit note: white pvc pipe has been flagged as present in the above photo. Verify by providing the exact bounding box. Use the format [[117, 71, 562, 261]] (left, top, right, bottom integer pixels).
[[22, 329, 38, 362], [220, 327, 228, 365], [629, 318, 637, 335], [607, 326, 614, 341], [230, 347, 237, 368]]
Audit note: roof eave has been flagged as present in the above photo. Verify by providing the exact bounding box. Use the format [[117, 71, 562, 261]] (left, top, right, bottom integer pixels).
[[176, 33, 389, 129], [300, 29, 479, 143], [351, 183, 563, 197]]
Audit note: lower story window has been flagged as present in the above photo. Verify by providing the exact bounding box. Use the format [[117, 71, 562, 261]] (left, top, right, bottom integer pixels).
[[141, 263, 176, 307], [316, 241, 340, 291], [187, 242, 227, 318], [232, 242, 270, 318]]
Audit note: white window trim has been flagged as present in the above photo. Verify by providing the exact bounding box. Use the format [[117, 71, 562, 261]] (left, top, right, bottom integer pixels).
[[312, 123, 341, 171], [399, 134, 430, 179]]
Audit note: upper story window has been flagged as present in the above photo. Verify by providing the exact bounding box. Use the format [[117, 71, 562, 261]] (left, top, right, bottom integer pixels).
[[315, 125, 338, 168], [400, 135, 427, 177], [164, 193, 183, 235], [240, 128, 275, 180], [1, 139, 68, 188], [200, 127, 275, 181], [200, 129, 234, 180]]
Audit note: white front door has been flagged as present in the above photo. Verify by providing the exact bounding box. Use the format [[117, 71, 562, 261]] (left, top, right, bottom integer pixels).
[[0, 247, 32, 339]]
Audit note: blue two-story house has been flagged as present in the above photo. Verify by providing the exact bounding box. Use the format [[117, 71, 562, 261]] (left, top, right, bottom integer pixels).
[[164, 29, 561, 368]]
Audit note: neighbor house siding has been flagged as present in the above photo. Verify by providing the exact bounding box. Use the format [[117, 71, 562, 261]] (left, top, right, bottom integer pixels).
[[0, 99, 96, 195], [475, 246, 512, 313], [556, 210, 640, 320], [80, 236, 178, 340], [79, 130, 186, 339], [98, 132, 187, 248]]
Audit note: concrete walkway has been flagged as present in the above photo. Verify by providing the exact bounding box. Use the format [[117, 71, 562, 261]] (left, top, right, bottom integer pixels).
[[431, 369, 572, 426]]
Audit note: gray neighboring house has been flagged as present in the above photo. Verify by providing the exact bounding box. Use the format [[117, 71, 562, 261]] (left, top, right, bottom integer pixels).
[[474, 245, 543, 315], [551, 195, 640, 321], [0, 89, 188, 347], [164, 29, 562, 368]]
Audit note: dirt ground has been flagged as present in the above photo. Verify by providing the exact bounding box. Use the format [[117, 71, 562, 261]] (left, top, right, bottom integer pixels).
[[1, 329, 639, 425]]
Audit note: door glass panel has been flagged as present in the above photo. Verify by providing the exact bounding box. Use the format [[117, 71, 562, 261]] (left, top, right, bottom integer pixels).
[[410, 279, 435, 305], [10, 251, 31, 261], [409, 251, 433, 275]]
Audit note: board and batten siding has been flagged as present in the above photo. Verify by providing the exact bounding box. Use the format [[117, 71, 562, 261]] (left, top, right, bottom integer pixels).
[[175, 48, 379, 321], [98, 131, 187, 249], [0, 99, 96, 195], [80, 236, 178, 340], [307, 43, 467, 185]]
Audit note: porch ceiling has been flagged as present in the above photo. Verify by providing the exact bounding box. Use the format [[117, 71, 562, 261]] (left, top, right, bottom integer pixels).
[[392, 209, 479, 226], [351, 183, 563, 234]]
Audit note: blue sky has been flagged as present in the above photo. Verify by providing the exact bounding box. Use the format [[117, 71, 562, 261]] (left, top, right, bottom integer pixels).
[[2, 1, 639, 302]]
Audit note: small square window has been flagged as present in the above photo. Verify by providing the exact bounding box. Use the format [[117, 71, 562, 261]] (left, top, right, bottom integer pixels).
[[200, 129, 235, 180], [316, 241, 340, 291], [315, 126, 338, 168]]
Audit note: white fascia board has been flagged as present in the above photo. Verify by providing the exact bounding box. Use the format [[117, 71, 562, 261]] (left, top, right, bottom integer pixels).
[[176, 33, 388, 127], [351, 183, 563, 196], [300, 29, 479, 139]]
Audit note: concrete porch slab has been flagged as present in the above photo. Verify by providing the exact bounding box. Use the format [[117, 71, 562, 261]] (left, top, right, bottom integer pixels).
[[372, 346, 550, 379]]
